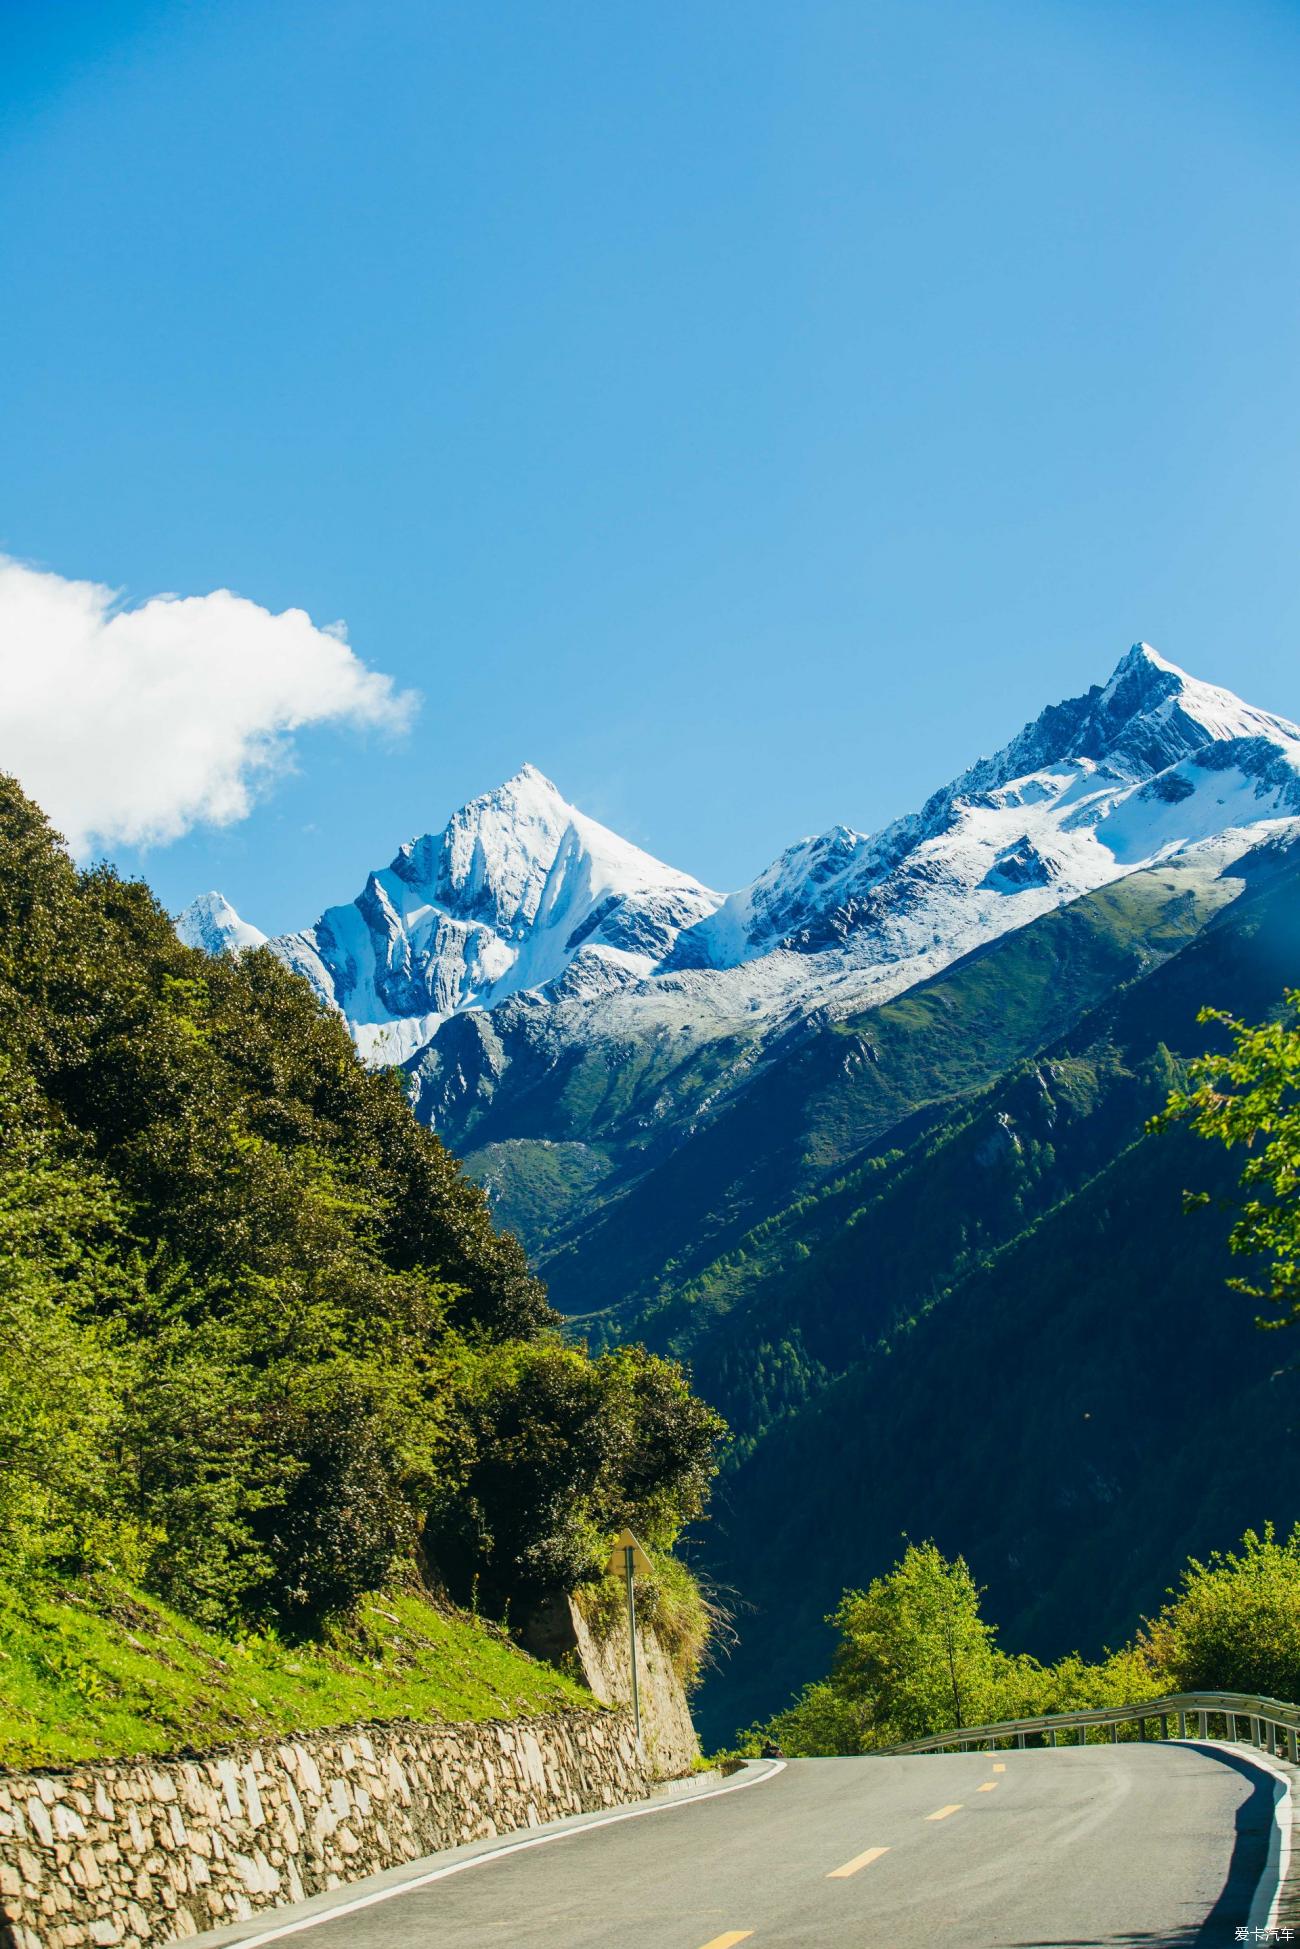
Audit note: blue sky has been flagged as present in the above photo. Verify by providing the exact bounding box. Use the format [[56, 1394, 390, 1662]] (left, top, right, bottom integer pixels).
[[3, 0, 1300, 932]]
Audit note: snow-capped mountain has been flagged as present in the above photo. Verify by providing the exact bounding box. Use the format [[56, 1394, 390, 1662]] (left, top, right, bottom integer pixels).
[[271, 763, 721, 1061], [176, 890, 268, 956], [184, 644, 1300, 1076], [664, 642, 1300, 987]]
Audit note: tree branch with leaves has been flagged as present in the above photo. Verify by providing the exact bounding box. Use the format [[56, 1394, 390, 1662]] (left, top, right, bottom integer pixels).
[[1153, 990, 1300, 1328]]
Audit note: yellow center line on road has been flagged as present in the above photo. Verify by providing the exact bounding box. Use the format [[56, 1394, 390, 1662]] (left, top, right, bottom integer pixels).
[[992, 1762, 1006, 1772], [977, 1782, 998, 1792], [925, 1804, 963, 1821], [697, 1935, 754, 1949], [827, 1845, 891, 1878]]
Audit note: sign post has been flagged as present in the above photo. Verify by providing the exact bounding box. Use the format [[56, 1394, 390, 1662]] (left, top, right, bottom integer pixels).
[[605, 1528, 652, 1742]]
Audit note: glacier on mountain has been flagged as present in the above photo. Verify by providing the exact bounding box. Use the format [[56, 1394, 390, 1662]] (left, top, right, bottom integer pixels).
[[182, 645, 1300, 1079]]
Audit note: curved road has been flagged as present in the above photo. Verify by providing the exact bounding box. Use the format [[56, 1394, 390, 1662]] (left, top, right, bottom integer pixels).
[[203, 1743, 1286, 1949]]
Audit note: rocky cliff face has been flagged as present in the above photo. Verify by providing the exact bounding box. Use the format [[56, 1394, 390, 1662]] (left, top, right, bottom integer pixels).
[[522, 1593, 700, 1781]]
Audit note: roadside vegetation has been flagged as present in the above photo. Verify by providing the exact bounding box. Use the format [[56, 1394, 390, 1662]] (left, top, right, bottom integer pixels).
[[576, 1542, 721, 1690], [0, 778, 724, 1760], [1155, 986, 1300, 1328], [0, 1576, 591, 1771], [737, 1527, 1300, 1755], [742, 990, 1300, 1756]]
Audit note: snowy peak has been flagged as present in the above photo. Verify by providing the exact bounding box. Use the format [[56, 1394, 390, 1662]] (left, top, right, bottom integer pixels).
[[1068, 640, 1300, 769], [393, 765, 579, 934], [964, 642, 1300, 793], [269, 764, 722, 1057], [678, 642, 1300, 973], [391, 764, 714, 943], [178, 645, 1300, 1072], [176, 891, 267, 956]]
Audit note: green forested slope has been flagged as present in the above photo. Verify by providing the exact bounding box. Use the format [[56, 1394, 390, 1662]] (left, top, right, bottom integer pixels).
[[699, 1121, 1300, 1740], [541, 850, 1242, 1326], [665, 842, 1300, 1439], [687, 839, 1300, 1740], [0, 778, 722, 1757]]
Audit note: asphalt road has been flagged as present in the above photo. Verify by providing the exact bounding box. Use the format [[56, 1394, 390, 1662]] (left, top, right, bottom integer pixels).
[[208, 1742, 1286, 1949]]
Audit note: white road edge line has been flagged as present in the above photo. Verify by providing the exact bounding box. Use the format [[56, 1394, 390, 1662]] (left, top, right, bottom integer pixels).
[[1236, 1748, 1293, 1934], [211, 1759, 788, 1949], [1197, 1739, 1292, 1933]]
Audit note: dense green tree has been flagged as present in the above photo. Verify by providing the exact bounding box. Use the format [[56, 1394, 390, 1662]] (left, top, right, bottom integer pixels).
[[590, 1345, 724, 1548], [832, 1541, 995, 1740], [426, 1342, 723, 1613], [428, 1342, 614, 1610], [250, 1388, 419, 1628], [740, 1541, 999, 1755], [1141, 1524, 1300, 1700], [0, 1064, 131, 1576], [0, 776, 723, 1637], [826, 1542, 996, 1745]]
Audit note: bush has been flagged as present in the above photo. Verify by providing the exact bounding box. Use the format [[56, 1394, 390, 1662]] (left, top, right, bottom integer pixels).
[[1142, 1524, 1300, 1700], [736, 1680, 865, 1758], [985, 1645, 1161, 1723]]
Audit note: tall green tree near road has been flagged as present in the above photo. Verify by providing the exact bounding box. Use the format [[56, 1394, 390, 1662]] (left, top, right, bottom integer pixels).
[[1157, 990, 1300, 1326], [826, 1542, 996, 1745], [1141, 1525, 1300, 1701], [747, 1526, 1300, 1757]]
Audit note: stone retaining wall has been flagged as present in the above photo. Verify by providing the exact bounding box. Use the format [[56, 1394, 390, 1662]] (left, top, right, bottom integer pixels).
[[0, 1708, 646, 1949]]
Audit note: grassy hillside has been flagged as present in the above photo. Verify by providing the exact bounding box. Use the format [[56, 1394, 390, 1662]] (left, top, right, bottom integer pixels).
[[0, 775, 721, 1755], [0, 1575, 592, 1771]]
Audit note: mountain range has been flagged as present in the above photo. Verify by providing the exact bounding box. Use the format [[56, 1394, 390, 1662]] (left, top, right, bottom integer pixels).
[[180, 643, 1300, 1738], [184, 645, 1300, 1052]]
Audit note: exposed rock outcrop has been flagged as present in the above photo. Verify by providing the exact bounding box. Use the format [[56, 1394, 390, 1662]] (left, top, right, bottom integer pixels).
[[522, 1593, 700, 1781]]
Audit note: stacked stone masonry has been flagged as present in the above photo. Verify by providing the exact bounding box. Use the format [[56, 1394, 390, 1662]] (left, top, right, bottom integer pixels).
[[0, 1708, 647, 1949]]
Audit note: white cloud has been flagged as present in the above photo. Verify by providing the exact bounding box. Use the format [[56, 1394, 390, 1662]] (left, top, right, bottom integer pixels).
[[0, 557, 418, 854]]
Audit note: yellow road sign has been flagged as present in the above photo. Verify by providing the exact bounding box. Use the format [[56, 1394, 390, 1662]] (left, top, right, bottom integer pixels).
[[606, 1528, 653, 1580]]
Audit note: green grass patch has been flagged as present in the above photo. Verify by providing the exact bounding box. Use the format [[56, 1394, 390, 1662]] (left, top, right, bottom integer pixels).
[[0, 1574, 596, 1771]]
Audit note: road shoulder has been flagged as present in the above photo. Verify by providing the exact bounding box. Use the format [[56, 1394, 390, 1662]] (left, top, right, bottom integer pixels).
[[1192, 1739, 1298, 1934]]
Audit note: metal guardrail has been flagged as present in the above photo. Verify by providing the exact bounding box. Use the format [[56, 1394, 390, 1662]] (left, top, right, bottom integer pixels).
[[881, 1691, 1300, 1760]]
